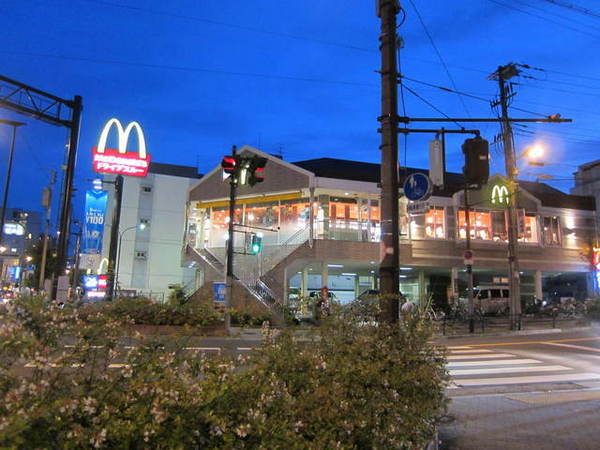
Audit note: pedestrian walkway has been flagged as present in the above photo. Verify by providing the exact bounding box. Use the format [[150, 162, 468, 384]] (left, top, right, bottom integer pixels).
[[445, 345, 600, 389]]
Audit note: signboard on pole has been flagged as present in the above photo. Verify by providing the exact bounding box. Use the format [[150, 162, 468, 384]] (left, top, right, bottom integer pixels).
[[213, 282, 226, 303], [407, 201, 431, 216], [463, 249, 474, 266], [403, 173, 432, 202], [428, 139, 444, 187], [83, 189, 108, 254], [92, 118, 151, 177]]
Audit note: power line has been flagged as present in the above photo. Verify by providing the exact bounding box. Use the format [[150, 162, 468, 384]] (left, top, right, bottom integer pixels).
[[486, 0, 600, 39], [401, 84, 464, 128], [537, 0, 600, 20], [80, 0, 374, 53], [406, 0, 470, 117], [0, 49, 377, 88], [514, 0, 600, 31]]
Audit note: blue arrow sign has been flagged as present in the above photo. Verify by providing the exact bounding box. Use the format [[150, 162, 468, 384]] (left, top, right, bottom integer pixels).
[[403, 173, 432, 201]]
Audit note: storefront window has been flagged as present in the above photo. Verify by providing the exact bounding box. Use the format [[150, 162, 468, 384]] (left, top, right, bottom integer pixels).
[[543, 216, 561, 246], [208, 206, 242, 248], [410, 207, 446, 239], [279, 198, 311, 241], [519, 214, 539, 243], [458, 210, 507, 241]]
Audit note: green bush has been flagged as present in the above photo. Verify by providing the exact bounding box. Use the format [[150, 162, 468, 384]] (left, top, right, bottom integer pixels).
[[0, 295, 448, 448], [94, 297, 223, 327], [229, 308, 272, 327]]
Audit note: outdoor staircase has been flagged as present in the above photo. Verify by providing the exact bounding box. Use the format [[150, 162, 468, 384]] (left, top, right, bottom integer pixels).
[[184, 224, 311, 318]]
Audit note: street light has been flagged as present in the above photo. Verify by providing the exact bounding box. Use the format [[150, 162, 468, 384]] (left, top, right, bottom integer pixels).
[[518, 143, 545, 167], [114, 222, 147, 297]]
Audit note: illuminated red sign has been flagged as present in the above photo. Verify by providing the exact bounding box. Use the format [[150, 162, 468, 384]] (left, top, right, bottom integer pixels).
[[92, 118, 151, 177]]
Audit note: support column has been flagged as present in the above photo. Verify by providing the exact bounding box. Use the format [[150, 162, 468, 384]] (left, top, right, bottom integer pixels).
[[418, 269, 427, 307], [354, 275, 360, 299], [534, 270, 543, 301], [450, 267, 459, 305], [309, 187, 315, 247], [301, 266, 309, 298], [282, 267, 289, 305], [321, 261, 329, 289]]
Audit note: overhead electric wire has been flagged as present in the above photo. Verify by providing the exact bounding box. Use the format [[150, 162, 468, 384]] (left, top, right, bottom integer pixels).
[[406, 0, 470, 117], [537, 0, 600, 20], [0, 49, 377, 88], [401, 84, 464, 129], [512, 0, 600, 31], [486, 0, 600, 38], [522, 74, 600, 91], [397, 34, 409, 171]]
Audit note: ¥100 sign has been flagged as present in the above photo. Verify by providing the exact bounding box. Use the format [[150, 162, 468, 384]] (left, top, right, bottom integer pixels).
[[92, 118, 151, 177]]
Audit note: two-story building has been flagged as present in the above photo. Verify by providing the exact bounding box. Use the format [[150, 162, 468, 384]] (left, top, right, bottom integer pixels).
[[184, 146, 597, 312]]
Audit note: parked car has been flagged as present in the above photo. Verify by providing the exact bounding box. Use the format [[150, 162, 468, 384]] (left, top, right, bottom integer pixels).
[[460, 285, 510, 315]]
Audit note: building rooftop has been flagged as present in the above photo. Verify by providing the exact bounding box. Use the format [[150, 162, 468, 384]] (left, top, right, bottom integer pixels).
[[149, 162, 202, 179], [292, 157, 595, 211]]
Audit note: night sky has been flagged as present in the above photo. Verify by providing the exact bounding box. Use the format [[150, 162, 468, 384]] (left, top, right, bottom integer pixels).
[[1, 0, 599, 227]]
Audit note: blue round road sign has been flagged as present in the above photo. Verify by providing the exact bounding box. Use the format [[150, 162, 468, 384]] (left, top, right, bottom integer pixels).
[[403, 173, 432, 201]]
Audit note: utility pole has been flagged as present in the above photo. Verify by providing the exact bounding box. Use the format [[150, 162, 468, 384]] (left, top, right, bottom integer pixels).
[[106, 175, 123, 301], [464, 185, 475, 332], [39, 170, 56, 290], [377, 0, 401, 323], [495, 64, 522, 330], [225, 146, 238, 331]]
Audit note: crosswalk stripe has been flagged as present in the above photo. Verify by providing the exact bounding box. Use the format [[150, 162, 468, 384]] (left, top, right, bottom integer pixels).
[[454, 372, 600, 387], [448, 349, 493, 354], [450, 365, 572, 376], [183, 347, 221, 352], [446, 346, 474, 350], [447, 353, 516, 360], [447, 358, 543, 368]]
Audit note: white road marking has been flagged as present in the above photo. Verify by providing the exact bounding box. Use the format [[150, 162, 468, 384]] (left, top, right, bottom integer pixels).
[[183, 347, 221, 352], [237, 347, 253, 351], [450, 365, 572, 376], [455, 372, 600, 387], [446, 346, 475, 350], [447, 358, 543, 368], [448, 349, 494, 354], [447, 353, 517, 360]]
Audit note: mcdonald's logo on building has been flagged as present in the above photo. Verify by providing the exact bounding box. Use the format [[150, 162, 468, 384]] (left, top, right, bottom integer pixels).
[[491, 184, 509, 205], [92, 118, 151, 177]]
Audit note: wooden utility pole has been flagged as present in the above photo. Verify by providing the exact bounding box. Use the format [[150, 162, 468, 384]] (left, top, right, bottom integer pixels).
[[496, 64, 522, 330], [377, 0, 401, 323]]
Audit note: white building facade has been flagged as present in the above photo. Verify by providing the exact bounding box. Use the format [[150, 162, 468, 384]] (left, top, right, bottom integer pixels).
[[102, 162, 201, 300]]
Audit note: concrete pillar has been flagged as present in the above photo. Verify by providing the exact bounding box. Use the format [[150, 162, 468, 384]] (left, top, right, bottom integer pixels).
[[321, 261, 329, 289], [450, 267, 459, 304], [282, 267, 288, 305], [418, 269, 427, 306], [535, 270, 543, 300], [309, 187, 315, 247], [301, 266, 309, 298], [354, 274, 360, 299]]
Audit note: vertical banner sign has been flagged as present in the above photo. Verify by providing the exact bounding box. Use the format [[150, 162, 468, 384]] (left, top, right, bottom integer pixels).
[[83, 189, 108, 254]]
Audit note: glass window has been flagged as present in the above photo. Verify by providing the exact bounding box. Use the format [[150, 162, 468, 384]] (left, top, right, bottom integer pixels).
[[543, 216, 561, 246], [490, 289, 502, 298], [458, 210, 508, 242], [502, 290, 509, 298], [519, 213, 538, 243], [424, 207, 445, 239]]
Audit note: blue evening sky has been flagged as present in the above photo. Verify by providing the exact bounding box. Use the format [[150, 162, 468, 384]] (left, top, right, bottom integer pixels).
[[1, 0, 599, 226]]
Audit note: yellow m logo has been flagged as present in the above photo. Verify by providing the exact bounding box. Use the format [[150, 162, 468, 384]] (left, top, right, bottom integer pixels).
[[491, 184, 509, 205], [96, 118, 147, 159]]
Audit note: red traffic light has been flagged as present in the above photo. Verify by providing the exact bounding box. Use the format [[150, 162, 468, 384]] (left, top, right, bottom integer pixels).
[[221, 155, 237, 174]]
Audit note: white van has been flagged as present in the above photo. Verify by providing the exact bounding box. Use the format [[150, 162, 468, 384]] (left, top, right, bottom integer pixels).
[[461, 285, 510, 315]]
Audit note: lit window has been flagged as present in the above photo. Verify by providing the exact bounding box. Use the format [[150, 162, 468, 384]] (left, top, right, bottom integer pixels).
[[543, 217, 561, 246]]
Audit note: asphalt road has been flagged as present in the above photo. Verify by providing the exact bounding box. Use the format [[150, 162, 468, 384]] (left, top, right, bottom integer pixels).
[[437, 327, 600, 449]]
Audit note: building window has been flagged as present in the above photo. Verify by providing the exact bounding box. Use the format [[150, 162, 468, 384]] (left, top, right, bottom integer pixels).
[[458, 210, 508, 242], [135, 251, 147, 260], [140, 218, 150, 226], [543, 216, 561, 246], [141, 186, 152, 193], [519, 213, 539, 243], [424, 207, 445, 239]]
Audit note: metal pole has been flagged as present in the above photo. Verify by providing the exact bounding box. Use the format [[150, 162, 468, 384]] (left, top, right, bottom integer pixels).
[[53, 95, 83, 298], [464, 184, 475, 333], [497, 67, 522, 330], [377, 0, 401, 323], [71, 230, 81, 298], [225, 146, 238, 332], [38, 171, 55, 290], [106, 175, 123, 301], [115, 226, 135, 296], [0, 125, 20, 247], [0, 125, 22, 283]]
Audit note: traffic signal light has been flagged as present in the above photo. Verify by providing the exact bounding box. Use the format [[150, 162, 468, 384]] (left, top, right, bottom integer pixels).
[[462, 136, 489, 187], [248, 156, 268, 186], [249, 233, 263, 255], [221, 155, 238, 176]]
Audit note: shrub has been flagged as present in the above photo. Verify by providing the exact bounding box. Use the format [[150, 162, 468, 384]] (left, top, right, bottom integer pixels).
[[585, 297, 600, 320], [229, 308, 272, 327], [0, 295, 448, 448]]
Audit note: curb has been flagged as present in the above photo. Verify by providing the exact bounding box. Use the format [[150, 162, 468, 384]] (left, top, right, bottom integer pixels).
[[436, 325, 597, 340]]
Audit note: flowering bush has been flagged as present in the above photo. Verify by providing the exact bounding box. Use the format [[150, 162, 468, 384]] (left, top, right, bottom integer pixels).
[[0, 295, 448, 448], [229, 308, 272, 327]]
